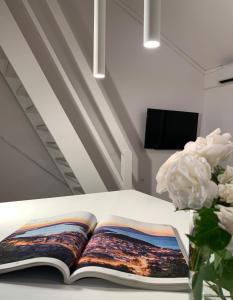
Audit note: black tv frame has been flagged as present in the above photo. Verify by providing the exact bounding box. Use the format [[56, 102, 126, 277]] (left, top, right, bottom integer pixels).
[[144, 108, 199, 150]]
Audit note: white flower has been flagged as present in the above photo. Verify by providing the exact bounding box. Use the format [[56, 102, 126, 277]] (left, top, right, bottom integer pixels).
[[216, 206, 233, 253], [216, 206, 233, 235], [219, 184, 233, 205], [218, 165, 233, 184], [157, 153, 218, 210], [156, 151, 184, 193], [227, 238, 233, 254], [184, 128, 233, 168]]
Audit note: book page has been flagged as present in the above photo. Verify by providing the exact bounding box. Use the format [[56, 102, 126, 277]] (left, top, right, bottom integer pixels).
[[0, 211, 97, 274], [76, 215, 188, 279]]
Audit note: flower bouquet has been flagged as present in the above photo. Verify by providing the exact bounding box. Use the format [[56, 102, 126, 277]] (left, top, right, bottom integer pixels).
[[156, 129, 233, 300]]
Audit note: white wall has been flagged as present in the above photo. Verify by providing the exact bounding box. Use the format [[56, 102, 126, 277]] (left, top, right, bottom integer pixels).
[[203, 70, 233, 135], [203, 71, 233, 165], [105, 2, 204, 197], [0, 72, 71, 202], [204, 85, 233, 135]]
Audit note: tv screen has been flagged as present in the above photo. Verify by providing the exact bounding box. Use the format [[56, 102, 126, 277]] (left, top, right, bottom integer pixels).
[[144, 109, 198, 150]]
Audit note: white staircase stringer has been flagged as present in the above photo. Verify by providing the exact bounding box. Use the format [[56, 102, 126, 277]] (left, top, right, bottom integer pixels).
[[0, 57, 84, 194], [22, 0, 124, 189], [46, 0, 133, 190], [0, 0, 107, 194]]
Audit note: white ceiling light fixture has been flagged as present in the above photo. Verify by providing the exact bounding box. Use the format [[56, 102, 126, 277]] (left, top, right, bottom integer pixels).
[[144, 0, 161, 49], [93, 0, 106, 79]]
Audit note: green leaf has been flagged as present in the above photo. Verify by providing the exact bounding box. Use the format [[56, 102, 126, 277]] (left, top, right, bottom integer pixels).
[[192, 207, 231, 251], [187, 234, 196, 244], [192, 264, 218, 289], [209, 258, 233, 294], [216, 249, 233, 260], [221, 258, 233, 280], [212, 165, 225, 184], [201, 264, 218, 282], [214, 253, 222, 269]]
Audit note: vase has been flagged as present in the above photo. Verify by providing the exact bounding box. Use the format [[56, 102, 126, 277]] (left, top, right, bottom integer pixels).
[[203, 282, 231, 300], [190, 245, 232, 300], [190, 275, 231, 300]]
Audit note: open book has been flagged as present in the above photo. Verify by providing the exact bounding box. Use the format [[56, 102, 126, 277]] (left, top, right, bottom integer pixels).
[[0, 212, 189, 291]]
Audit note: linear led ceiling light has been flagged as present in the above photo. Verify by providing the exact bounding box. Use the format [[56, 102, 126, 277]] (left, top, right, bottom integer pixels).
[[93, 0, 106, 79], [144, 0, 161, 49]]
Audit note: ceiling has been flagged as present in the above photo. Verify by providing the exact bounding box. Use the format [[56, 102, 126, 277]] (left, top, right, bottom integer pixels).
[[9, 0, 233, 73], [121, 0, 233, 71]]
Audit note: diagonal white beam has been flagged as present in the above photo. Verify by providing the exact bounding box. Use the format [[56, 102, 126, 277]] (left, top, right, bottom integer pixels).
[[22, 0, 123, 188], [46, 0, 132, 189], [0, 0, 107, 193]]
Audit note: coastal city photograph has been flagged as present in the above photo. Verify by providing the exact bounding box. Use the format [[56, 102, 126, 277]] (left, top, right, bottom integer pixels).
[[0, 213, 94, 269], [78, 220, 189, 278]]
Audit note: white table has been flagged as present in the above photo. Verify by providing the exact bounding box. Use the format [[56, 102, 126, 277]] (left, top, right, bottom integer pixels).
[[0, 190, 190, 300]]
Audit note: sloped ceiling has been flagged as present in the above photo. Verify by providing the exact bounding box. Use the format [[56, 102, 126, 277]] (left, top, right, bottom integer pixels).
[[121, 0, 233, 71], [54, 0, 233, 72]]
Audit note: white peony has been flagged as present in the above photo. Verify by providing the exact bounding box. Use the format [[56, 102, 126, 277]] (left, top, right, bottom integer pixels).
[[156, 151, 184, 194], [216, 206, 233, 253], [219, 184, 233, 205], [216, 206, 233, 235], [227, 238, 233, 254], [218, 165, 233, 184], [184, 128, 233, 168], [156, 153, 218, 210]]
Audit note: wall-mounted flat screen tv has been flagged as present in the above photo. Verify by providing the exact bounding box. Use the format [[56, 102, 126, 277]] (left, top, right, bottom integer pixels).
[[144, 108, 199, 150]]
